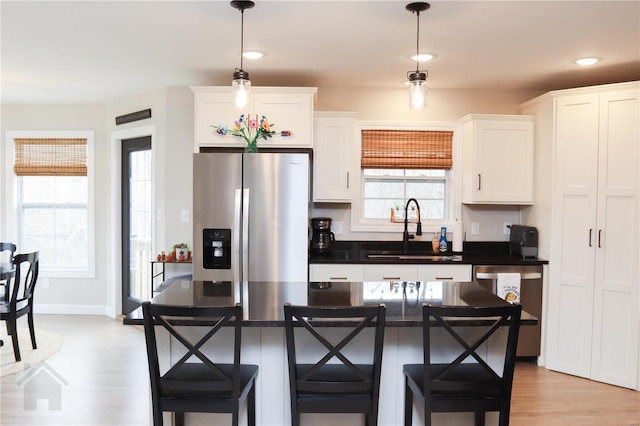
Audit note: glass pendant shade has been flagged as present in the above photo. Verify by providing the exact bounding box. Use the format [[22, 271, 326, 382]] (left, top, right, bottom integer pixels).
[[232, 69, 251, 109], [408, 72, 428, 109]]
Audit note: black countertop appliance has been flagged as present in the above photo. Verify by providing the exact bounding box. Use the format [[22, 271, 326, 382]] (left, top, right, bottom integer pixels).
[[509, 225, 538, 258], [310, 217, 335, 254]]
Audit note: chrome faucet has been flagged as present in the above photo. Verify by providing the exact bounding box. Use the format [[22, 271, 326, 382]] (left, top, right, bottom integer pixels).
[[403, 198, 422, 253]]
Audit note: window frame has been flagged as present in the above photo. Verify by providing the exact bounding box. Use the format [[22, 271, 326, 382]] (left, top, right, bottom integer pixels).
[[5, 130, 96, 278], [350, 121, 462, 234]]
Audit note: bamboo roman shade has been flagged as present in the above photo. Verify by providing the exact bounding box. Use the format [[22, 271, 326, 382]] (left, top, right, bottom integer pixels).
[[361, 130, 453, 169], [14, 138, 88, 176]]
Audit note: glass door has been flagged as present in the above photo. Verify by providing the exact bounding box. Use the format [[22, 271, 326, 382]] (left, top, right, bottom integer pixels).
[[121, 136, 152, 314]]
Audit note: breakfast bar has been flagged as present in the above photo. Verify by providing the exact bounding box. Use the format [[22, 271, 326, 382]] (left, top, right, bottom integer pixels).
[[125, 280, 536, 426]]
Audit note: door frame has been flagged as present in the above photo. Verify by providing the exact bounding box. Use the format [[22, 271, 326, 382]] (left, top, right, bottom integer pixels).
[[121, 136, 152, 315], [109, 125, 156, 317]]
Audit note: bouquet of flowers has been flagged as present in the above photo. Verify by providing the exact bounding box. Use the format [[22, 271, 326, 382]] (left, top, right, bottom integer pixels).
[[212, 114, 288, 153]]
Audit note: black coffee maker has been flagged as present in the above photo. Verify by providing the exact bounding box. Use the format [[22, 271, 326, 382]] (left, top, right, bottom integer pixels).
[[310, 217, 335, 254]]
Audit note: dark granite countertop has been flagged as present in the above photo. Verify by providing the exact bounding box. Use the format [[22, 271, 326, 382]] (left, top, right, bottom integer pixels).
[[309, 241, 548, 266], [123, 280, 538, 327]]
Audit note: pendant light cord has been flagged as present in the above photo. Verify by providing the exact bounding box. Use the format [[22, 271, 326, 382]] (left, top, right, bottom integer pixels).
[[415, 9, 420, 72], [239, 8, 245, 71]]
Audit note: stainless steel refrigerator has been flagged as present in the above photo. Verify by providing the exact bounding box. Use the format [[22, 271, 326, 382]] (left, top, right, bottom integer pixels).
[[193, 152, 310, 282]]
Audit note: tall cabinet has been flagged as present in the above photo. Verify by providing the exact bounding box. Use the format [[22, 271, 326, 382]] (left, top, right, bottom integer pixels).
[[521, 82, 639, 390]]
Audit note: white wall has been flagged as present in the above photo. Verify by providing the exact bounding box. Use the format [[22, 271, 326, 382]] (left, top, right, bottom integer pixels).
[[1, 103, 109, 314]]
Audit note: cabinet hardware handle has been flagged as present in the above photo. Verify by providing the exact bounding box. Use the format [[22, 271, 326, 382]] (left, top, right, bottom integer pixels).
[[346, 172, 349, 189], [598, 229, 602, 248], [589, 229, 593, 247], [477, 174, 482, 190], [383, 277, 401, 280], [329, 276, 348, 280], [435, 277, 454, 280]]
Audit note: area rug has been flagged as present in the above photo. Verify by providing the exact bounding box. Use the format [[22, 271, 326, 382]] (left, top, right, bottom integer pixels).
[[0, 327, 63, 377]]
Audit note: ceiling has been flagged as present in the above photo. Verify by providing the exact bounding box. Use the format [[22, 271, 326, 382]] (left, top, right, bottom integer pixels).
[[2, 0, 639, 104]]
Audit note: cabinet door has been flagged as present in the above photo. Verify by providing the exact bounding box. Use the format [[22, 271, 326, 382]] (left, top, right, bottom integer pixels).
[[309, 264, 364, 282], [313, 113, 355, 202], [364, 265, 417, 282], [417, 264, 472, 281], [590, 89, 639, 389], [547, 94, 599, 379], [253, 92, 314, 148], [194, 90, 248, 149], [462, 116, 534, 204]]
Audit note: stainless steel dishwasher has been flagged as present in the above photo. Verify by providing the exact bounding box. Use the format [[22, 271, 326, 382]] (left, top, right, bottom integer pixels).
[[474, 264, 543, 360]]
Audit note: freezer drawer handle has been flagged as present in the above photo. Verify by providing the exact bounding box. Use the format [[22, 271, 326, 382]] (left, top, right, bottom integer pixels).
[[475, 272, 541, 280]]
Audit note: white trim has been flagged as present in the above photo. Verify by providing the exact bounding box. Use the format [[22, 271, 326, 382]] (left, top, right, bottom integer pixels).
[[4, 130, 96, 279], [350, 121, 463, 234], [34, 303, 110, 316], [108, 125, 156, 318]]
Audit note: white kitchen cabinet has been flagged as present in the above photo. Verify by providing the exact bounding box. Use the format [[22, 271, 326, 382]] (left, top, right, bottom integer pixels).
[[309, 264, 364, 282], [460, 114, 535, 204], [313, 112, 356, 202], [521, 82, 639, 389], [363, 264, 418, 282], [191, 86, 317, 151], [417, 264, 472, 282]]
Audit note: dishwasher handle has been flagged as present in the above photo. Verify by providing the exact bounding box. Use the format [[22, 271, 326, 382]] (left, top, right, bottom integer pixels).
[[475, 272, 541, 280]]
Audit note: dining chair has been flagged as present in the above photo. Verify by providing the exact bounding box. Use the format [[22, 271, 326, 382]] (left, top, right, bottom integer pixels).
[[142, 302, 258, 426], [283, 303, 386, 426], [403, 303, 522, 426], [0, 250, 39, 362], [0, 242, 17, 262]]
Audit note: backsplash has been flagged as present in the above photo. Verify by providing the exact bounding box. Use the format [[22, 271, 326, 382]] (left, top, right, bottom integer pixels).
[[310, 203, 522, 243]]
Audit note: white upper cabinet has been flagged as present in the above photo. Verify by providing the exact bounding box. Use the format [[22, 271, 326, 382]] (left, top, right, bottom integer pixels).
[[460, 114, 535, 204], [313, 112, 356, 203], [191, 86, 317, 151]]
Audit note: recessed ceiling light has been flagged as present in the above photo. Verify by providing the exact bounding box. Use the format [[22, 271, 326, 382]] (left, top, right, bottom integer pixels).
[[410, 53, 435, 62], [243, 51, 264, 60], [574, 57, 600, 66]]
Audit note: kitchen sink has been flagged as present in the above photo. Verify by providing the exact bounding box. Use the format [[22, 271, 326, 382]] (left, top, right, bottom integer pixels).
[[366, 251, 461, 261]]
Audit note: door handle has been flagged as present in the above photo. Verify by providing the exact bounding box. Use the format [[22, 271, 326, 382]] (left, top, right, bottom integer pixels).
[[598, 229, 602, 248], [477, 174, 482, 190], [329, 276, 348, 280], [435, 276, 454, 280], [589, 229, 593, 247], [383, 277, 401, 280]]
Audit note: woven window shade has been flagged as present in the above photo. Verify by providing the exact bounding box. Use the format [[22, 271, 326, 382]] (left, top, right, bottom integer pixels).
[[14, 138, 88, 176], [361, 130, 453, 169]]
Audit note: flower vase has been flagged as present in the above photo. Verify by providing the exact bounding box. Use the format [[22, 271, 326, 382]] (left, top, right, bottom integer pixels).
[[245, 139, 258, 153]]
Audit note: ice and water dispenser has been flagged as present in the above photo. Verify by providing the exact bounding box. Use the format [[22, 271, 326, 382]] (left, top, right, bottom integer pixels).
[[202, 228, 231, 269]]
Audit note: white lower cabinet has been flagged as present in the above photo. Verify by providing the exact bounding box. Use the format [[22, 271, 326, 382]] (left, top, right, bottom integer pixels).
[[363, 264, 418, 282], [310, 263, 472, 283], [309, 264, 364, 282], [417, 264, 472, 282]]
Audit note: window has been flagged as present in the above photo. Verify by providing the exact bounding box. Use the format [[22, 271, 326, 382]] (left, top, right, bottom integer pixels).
[[10, 132, 94, 277], [351, 124, 460, 233], [363, 169, 447, 220]]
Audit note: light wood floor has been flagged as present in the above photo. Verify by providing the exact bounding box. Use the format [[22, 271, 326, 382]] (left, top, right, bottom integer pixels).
[[0, 314, 638, 426]]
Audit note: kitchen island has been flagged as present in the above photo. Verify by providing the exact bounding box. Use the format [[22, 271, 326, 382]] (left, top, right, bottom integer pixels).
[[125, 280, 537, 426]]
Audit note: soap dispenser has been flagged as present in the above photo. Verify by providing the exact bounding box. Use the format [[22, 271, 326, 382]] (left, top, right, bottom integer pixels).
[[439, 227, 448, 253]]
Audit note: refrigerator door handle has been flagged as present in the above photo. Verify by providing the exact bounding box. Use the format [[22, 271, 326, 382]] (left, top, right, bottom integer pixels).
[[233, 188, 242, 282], [242, 188, 250, 282]]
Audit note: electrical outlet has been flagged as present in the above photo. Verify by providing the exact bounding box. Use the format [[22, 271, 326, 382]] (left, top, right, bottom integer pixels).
[[503, 222, 511, 235], [471, 222, 480, 235], [332, 221, 343, 235]]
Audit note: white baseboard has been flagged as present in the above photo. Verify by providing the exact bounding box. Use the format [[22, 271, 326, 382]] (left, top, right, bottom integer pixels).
[[34, 304, 110, 316]]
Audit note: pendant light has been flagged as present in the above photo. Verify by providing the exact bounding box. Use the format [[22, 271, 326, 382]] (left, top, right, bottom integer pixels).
[[406, 2, 430, 109], [231, 1, 255, 109]]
